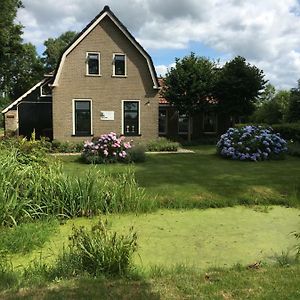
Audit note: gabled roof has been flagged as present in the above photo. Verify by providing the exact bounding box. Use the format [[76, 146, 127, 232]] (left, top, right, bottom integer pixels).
[[1, 78, 52, 114], [52, 5, 160, 89]]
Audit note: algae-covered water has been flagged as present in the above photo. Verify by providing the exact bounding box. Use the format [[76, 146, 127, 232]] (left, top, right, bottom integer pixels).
[[13, 206, 300, 269]]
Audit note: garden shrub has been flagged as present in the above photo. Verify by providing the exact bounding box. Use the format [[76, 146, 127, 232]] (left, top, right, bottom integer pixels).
[[0, 133, 51, 165], [288, 141, 300, 157], [128, 145, 146, 163], [143, 137, 179, 152], [217, 126, 288, 161], [51, 140, 83, 153], [51, 221, 137, 277], [81, 132, 132, 164], [272, 123, 300, 143]]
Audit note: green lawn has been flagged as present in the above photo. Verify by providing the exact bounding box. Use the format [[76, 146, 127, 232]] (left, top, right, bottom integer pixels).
[[4, 265, 300, 299], [60, 146, 300, 208]]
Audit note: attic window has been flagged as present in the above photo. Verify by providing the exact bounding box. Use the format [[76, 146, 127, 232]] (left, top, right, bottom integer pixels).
[[86, 52, 100, 75], [40, 82, 52, 97], [113, 54, 126, 76]]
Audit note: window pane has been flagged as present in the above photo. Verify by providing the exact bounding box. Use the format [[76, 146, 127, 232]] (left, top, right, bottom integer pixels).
[[75, 101, 91, 135], [124, 102, 137, 111], [204, 112, 217, 132], [115, 55, 125, 75], [124, 101, 139, 135], [76, 101, 90, 110], [87, 53, 99, 75], [178, 114, 189, 134], [159, 109, 167, 134]]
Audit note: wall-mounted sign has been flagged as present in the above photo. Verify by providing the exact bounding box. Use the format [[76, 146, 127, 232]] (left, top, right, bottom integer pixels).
[[100, 111, 114, 121]]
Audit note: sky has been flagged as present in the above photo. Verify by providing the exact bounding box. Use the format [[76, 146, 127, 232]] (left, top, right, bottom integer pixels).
[[16, 0, 300, 90]]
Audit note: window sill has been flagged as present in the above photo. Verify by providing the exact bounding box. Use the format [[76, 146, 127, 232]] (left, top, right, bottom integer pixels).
[[123, 134, 142, 137], [112, 75, 127, 78], [71, 134, 94, 137], [85, 74, 102, 77]]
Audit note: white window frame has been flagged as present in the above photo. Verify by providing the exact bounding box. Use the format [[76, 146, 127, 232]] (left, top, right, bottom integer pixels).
[[40, 81, 52, 97], [113, 53, 127, 77], [159, 107, 168, 135], [72, 99, 93, 136], [86, 52, 101, 76], [203, 112, 217, 134], [121, 100, 140, 135], [178, 113, 190, 134]]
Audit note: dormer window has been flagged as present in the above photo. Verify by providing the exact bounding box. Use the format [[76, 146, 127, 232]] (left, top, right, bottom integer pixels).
[[113, 54, 126, 76], [86, 52, 100, 75]]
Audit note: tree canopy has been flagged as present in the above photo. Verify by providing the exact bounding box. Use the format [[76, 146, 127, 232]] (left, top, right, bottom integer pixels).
[[43, 31, 77, 72], [214, 56, 267, 117], [162, 53, 217, 116]]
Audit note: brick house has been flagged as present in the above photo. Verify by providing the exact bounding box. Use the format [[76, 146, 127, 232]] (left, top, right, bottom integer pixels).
[[2, 6, 160, 141]]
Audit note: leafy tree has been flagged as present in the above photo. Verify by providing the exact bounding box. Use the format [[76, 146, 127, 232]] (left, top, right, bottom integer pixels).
[[162, 53, 217, 141], [252, 89, 291, 124], [258, 83, 276, 105], [286, 81, 300, 123], [215, 56, 267, 119], [0, 0, 24, 96], [10, 43, 44, 99], [43, 31, 77, 72]]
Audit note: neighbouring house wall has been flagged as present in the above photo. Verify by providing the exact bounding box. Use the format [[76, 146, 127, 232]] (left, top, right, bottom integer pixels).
[[160, 106, 230, 140], [4, 110, 18, 134], [53, 16, 159, 142]]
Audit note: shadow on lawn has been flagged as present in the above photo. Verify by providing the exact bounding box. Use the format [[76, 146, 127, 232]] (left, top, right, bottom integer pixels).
[[5, 278, 160, 300]]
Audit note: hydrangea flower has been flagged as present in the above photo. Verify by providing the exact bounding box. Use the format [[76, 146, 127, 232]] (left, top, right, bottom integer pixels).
[[82, 132, 132, 164], [217, 125, 287, 162]]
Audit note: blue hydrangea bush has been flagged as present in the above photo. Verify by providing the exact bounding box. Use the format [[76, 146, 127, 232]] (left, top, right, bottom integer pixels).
[[217, 126, 288, 161], [82, 132, 132, 164]]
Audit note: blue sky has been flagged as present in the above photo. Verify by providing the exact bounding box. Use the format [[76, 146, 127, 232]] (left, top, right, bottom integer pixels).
[[17, 0, 300, 90]]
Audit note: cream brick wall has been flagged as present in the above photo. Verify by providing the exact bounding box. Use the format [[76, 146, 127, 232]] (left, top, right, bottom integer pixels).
[[4, 110, 18, 134], [53, 16, 159, 142]]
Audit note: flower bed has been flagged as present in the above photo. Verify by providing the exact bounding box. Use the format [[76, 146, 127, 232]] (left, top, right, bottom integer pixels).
[[217, 126, 288, 161], [82, 132, 132, 164]]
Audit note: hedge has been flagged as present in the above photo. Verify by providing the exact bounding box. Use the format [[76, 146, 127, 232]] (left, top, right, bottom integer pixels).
[[235, 123, 300, 142]]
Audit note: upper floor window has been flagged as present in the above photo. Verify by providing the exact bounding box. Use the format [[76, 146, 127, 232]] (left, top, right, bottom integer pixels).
[[40, 81, 52, 97], [86, 52, 100, 75], [113, 54, 126, 76]]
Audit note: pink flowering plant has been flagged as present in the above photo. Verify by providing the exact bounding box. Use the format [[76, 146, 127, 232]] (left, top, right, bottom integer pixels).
[[82, 132, 132, 164], [217, 125, 288, 161]]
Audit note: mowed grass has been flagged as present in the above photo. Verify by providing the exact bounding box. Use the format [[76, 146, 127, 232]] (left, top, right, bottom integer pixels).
[[60, 146, 300, 208], [3, 264, 300, 300], [11, 207, 300, 270]]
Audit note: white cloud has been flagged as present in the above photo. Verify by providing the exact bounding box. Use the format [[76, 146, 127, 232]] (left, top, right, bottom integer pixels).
[[17, 0, 300, 89], [155, 63, 176, 77]]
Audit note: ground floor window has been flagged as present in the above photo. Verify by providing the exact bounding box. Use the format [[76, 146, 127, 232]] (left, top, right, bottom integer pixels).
[[73, 100, 92, 136], [203, 112, 217, 133], [159, 108, 167, 134], [123, 101, 139, 136], [178, 113, 189, 134]]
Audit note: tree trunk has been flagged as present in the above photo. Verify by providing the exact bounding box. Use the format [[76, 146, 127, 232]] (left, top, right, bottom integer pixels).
[[188, 116, 192, 142]]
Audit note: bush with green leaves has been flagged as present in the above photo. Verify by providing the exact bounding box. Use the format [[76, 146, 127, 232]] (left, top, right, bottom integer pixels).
[[51, 140, 83, 153], [128, 145, 146, 162], [144, 138, 179, 152], [51, 221, 137, 277]]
